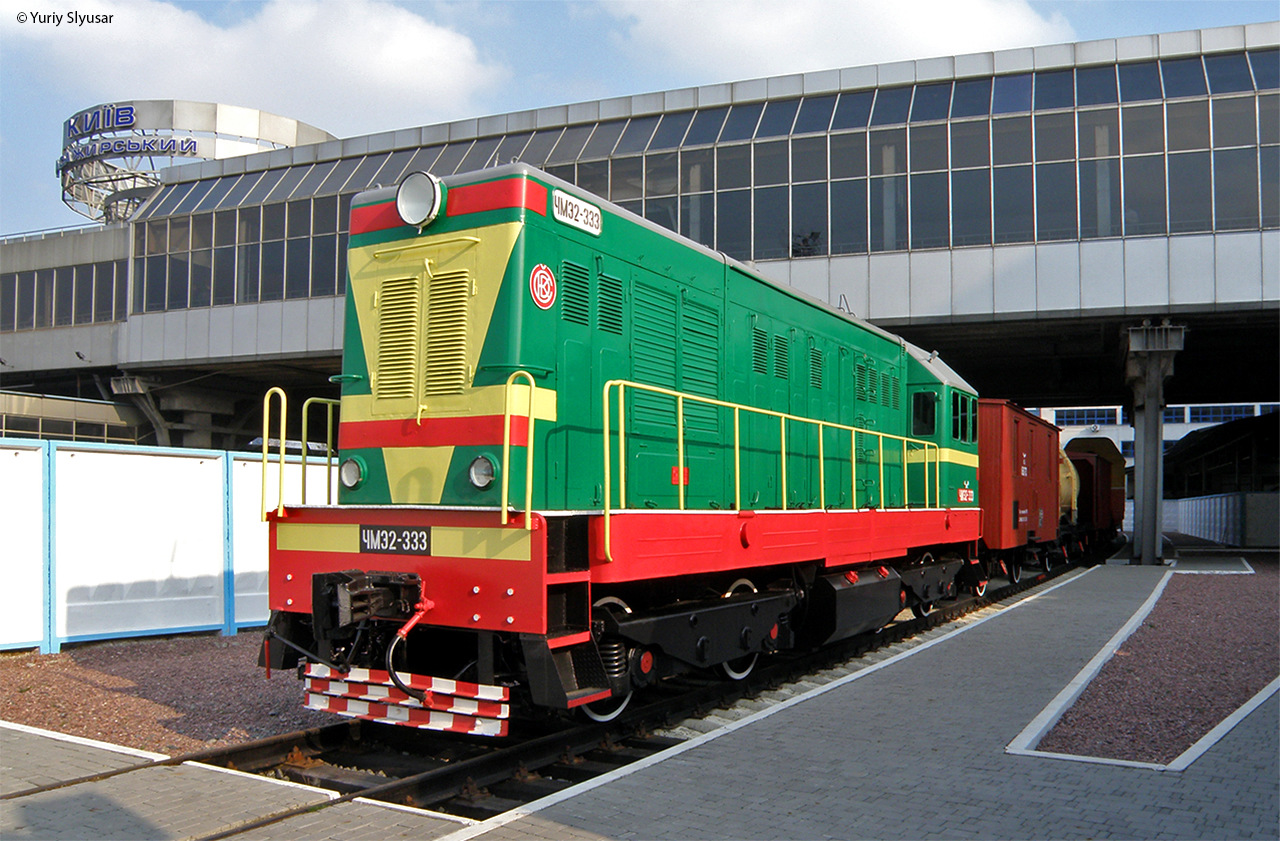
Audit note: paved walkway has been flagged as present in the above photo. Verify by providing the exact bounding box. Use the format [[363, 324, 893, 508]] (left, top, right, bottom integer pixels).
[[3, 560, 1275, 840]]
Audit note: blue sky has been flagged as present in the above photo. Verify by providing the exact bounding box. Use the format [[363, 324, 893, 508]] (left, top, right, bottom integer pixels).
[[1, 0, 1275, 236]]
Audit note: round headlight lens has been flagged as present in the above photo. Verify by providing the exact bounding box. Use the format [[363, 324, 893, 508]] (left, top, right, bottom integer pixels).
[[395, 171, 443, 228], [468, 455, 495, 489], [339, 457, 365, 489]]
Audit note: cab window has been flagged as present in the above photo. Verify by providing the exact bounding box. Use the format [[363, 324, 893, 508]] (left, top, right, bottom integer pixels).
[[912, 392, 936, 436]]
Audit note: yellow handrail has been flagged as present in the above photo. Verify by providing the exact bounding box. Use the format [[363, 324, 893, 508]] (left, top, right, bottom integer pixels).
[[501, 371, 538, 529], [601, 379, 941, 562], [301, 397, 340, 504], [261, 387, 287, 521]]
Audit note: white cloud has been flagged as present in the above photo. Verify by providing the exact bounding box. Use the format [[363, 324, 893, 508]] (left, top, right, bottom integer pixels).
[[6, 0, 508, 138], [605, 0, 1075, 83]]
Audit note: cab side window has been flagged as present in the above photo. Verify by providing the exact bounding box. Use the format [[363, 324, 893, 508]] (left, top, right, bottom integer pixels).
[[912, 392, 936, 436]]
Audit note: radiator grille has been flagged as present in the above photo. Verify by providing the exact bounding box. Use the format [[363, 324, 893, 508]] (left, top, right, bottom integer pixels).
[[424, 269, 470, 396], [376, 276, 421, 401]]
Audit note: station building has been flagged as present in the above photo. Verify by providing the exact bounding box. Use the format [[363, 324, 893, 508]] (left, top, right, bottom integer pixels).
[[1, 22, 1277, 450]]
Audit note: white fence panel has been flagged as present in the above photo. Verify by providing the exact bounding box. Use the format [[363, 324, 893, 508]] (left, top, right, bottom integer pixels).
[[1, 443, 46, 648], [55, 447, 226, 640]]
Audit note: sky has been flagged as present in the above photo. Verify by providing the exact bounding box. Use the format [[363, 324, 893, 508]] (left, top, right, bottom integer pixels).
[[0, 0, 1275, 236]]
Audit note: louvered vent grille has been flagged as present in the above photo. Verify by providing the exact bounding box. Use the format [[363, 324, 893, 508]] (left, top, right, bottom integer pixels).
[[752, 328, 768, 374], [598, 274, 624, 334], [772, 335, 789, 379], [376, 276, 421, 401], [855, 363, 868, 401], [880, 373, 892, 407], [561, 261, 590, 325], [424, 269, 470, 396], [809, 348, 823, 389]]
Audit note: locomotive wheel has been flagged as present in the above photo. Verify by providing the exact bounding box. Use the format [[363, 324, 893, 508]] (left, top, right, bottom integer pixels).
[[583, 597, 634, 722], [973, 579, 988, 597], [910, 600, 934, 619], [1008, 559, 1021, 584], [1043, 552, 1055, 573], [717, 579, 759, 681]]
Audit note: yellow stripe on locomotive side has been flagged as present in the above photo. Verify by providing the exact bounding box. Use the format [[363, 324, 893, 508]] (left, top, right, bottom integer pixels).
[[340, 383, 557, 425], [276, 523, 360, 553], [904, 447, 980, 468], [274, 522, 530, 561]]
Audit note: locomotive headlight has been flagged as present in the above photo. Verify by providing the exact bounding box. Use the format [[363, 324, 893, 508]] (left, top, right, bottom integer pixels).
[[396, 171, 443, 229], [339, 456, 366, 489], [468, 455, 496, 489]]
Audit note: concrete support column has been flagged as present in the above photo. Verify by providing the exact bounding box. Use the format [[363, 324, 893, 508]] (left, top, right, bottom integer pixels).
[[1124, 321, 1185, 565]]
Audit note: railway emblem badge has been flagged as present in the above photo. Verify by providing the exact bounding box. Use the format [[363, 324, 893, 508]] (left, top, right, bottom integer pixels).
[[530, 263, 556, 310]]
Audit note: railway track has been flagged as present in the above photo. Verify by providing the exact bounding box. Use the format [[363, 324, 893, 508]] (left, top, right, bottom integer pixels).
[[3, 556, 1092, 837]]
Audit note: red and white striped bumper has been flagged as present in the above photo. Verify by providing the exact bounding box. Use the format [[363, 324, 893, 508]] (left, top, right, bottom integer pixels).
[[304, 664, 511, 737]]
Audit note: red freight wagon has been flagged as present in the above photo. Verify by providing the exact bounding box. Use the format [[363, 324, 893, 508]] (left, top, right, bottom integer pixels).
[[1065, 437, 1126, 544], [978, 400, 1062, 566]]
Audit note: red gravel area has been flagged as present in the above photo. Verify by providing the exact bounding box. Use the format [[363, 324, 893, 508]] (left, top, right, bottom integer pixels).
[[0, 631, 327, 755], [1037, 553, 1279, 765]]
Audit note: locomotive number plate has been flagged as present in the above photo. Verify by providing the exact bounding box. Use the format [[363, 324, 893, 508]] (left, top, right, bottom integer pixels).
[[360, 526, 431, 555]]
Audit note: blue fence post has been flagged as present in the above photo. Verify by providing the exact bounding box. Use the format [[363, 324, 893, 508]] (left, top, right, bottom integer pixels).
[[222, 451, 236, 636], [41, 440, 58, 654]]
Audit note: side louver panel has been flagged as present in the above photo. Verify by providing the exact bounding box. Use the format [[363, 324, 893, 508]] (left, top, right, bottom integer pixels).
[[424, 268, 470, 396], [375, 276, 421, 405]]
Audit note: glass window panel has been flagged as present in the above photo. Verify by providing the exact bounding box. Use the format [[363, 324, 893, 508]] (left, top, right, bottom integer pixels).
[[1119, 61, 1163, 102], [1122, 104, 1164, 154], [580, 120, 626, 159], [831, 179, 868, 254], [236, 243, 259, 303], [870, 86, 912, 126], [337, 233, 348, 294], [684, 107, 729, 145], [1167, 151, 1213, 233], [456, 137, 500, 172], [951, 168, 991, 246], [316, 157, 362, 194], [1214, 147, 1259, 229], [1079, 158, 1122, 238], [831, 90, 874, 130], [680, 193, 715, 246], [1078, 108, 1119, 157], [645, 196, 678, 232], [342, 154, 389, 193], [546, 125, 593, 164], [17, 271, 35, 329], [1250, 48, 1279, 90], [792, 182, 828, 257], [992, 165, 1034, 243], [753, 186, 789, 259], [260, 240, 284, 301], [545, 163, 575, 183], [1261, 145, 1278, 228], [287, 199, 311, 238], [869, 128, 906, 175], [146, 219, 167, 254], [649, 111, 695, 150], [718, 145, 751, 189], [754, 141, 788, 185], [992, 74, 1032, 114], [1076, 67, 1119, 107], [950, 121, 990, 168], [73, 264, 93, 324], [910, 82, 952, 122], [294, 160, 337, 197], [1167, 100, 1211, 151], [262, 203, 286, 241], [611, 156, 644, 200], [494, 133, 532, 165], [720, 103, 764, 142], [1161, 57, 1207, 98], [519, 130, 562, 164], [577, 160, 610, 196], [1212, 97, 1257, 147], [908, 123, 948, 172], [1035, 161, 1077, 240], [93, 264, 114, 322], [132, 259, 145, 314], [238, 205, 260, 242], [266, 165, 312, 202], [910, 171, 949, 249], [1034, 69, 1075, 110], [1035, 112, 1076, 161], [243, 169, 288, 204], [616, 199, 642, 216], [830, 132, 867, 179], [193, 175, 239, 212], [286, 238, 310, 298], [137, 184, 176, 219], [189, 250, 212, 308], [1260, 94, 1278, 144], [716, 189, 750, 259], [339, 194, 353, 233], [37, 269, 56, 326], [151, 181, 195, 217], [951, 78, 993, 118], [220, 171, 263, 207], [992, 116, 1032, 165], [431, 142, 473, 174], [755, 99, 799, 138], [113, 261, 127, 320], [1205, 53, 1254, 94], [190, 213, 213, 250], [0, 273, 14, 332], [681, 148, 715, 192], [792, 135, 827, 183], [134, 224, 146, 258], [1122, 154, 1167, 235], [615, 116, 660, 155], [168, 216, 189, 252], [213, 246, 235, 305], [401, 146, 441, 175], [793, 94, 837, 134], [646, 152, 678, 195], [870, 175, 908, 251], [313, 195, 338, 234], [376, 149, 417, 183], [53, 267, 73, 326], [166, 254, 188, 310]]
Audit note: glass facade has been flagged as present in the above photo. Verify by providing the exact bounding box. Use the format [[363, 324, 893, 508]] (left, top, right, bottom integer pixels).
[[1, 47, 1276, 331]]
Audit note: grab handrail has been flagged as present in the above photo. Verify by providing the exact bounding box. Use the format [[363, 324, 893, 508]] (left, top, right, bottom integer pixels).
[[301, 397, 340, 504], [261, 387, 288, 521], [501, 371, 538, 529]]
